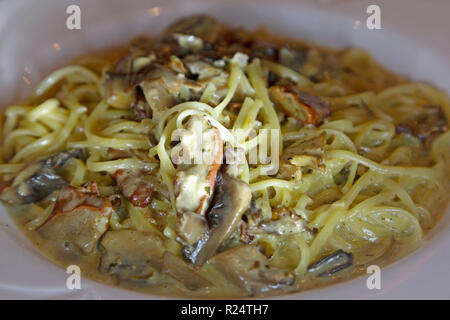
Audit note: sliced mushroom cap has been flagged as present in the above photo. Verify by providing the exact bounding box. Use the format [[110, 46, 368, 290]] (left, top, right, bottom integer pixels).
[[128, 36, 154, 57], [281, 132, 326, 164], [99, 230, 212, 290], [183, 173, 252, 266], [395, 105, 448, 148], [0, 150, 82, 205], [163, 15, 224, 44], [162, 251, 212, 290], [14, 171, 67, 204], [105, 61, 184, 118], [99, 229, 165, 280], [210, 245, 295, 296], [183, 55, 229, 89], [104, 56, 153, 102], [104, 72, 137, 109], [278, 47, 308, 72], [40, 149, 84, 169], [106, 148, 131, 161], [278, 133, 326, 181], [254, 215, 308, 236], [248, 40, 278, 61], [307, 249, 354, 277], [176, 212, 208, 246], [139, 75, 176, 117], [269, 82, 330, 126], [130, 87, 152, 120], [38, 183, 112, 255], [138, 64, 208, 115]]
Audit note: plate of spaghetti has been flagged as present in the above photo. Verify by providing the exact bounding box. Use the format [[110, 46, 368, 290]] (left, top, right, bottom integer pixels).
[[0, 0, 449, 299]]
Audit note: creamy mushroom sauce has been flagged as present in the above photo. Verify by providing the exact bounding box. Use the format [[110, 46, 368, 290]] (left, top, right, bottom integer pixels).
[[8, 204, 420, 298]]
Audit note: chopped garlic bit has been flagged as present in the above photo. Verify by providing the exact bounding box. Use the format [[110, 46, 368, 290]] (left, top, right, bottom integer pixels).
[[213, 59, 226, 68], [231, 52, 249, 68]]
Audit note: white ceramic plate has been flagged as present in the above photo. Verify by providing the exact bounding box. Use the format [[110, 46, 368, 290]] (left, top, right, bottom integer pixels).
[[0, 0, 449, 299]]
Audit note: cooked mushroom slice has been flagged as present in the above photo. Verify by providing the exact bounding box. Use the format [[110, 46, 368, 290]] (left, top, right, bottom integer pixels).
[[281, 132, 326, 164], [176, 212, 208, 246], [246, 206, 313, 237], [162, 251, 212, 290], [112, 169, 156, 208], [103, 54, 150, 110], [130, 87, 152, 120], [278, 47, 308, 72], [38, 183, 113, 255], [163, 15, 224, 44], [139, 74, 176, 117], [184, 55, 229, 90], [104, 74, 137, 109], [307, 249, 354, 277], [269, 81, 330, 125], [183, 173, 252, 266], [255, 215, 308, 236], [0, 150, 82, 205], [138, 66, 205, 117], [106, 148, 131, 161], [249, 39, 278, 61], [395, 105, 448, 148], [106, 61, 198, 118], [210, 245, 295, 295], [279, 133, 326, 181], [128, 36, 154, 58], [99, 230, 211, 289], [99, 229, 164, 280]]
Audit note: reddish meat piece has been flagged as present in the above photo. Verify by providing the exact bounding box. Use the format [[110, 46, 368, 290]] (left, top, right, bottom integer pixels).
[[113, 170, 155, 208]]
